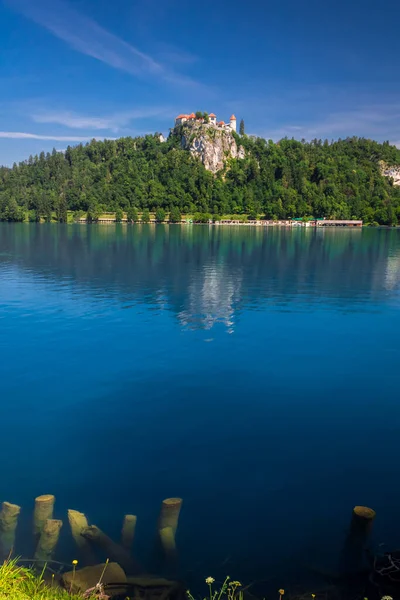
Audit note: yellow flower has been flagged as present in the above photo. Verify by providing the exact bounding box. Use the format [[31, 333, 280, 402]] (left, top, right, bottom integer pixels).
[[72, 560, 78, 566], [279, 590, 285, 596], [229, 582, 242, 587], [312, 595, 316, 599], [206, 578, 215, 585]]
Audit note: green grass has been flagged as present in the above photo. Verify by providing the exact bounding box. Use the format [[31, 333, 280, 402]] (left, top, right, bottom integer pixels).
[[0, 559, 84, 600]]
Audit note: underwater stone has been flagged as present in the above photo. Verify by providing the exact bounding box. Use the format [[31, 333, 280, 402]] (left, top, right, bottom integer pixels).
[[62, 562, 126, 594]]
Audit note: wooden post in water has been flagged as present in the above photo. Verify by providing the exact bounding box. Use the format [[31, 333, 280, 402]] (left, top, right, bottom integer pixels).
[[158, 498, 182, 536], [81, 525, 139, 574], [0, 502, 21, 557], [340, 506, 376, 573], [121, 515, 137, 551], [67, 509, 96, 565], [156, 498, 182, 567], [159, 526, 177, 560], [33, 495, 55, 536], [35, 519, 63, 562]]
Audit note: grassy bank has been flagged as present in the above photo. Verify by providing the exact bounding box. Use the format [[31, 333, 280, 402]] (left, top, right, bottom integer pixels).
[[25, 211, 253, 224], [0, 560, 82, 600]]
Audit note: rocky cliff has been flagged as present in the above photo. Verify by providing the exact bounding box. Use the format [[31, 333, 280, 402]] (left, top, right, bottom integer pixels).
[[380, 160, 400, 186], [179, 123, 245, 173]]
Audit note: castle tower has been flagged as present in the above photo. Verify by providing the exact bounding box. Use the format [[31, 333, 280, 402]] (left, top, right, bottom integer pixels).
[[209, 113, 217, 125], [229, 115, 237, 132]]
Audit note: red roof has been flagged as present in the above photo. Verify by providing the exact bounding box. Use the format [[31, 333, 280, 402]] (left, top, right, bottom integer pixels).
[[189, 113, 196, 118], [218, 121, 225, 125], [209, 113, 216, 117], [230, 114, 236, 120]]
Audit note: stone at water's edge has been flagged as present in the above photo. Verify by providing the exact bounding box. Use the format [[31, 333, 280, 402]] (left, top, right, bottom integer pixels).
[[181, 123, 245, 173], [62, 562, 126, 594]]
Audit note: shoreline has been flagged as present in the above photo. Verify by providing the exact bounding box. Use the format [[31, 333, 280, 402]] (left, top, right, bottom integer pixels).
[[74, 218, 364, 228]]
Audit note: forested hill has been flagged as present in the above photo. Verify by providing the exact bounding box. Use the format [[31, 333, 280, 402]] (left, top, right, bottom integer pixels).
[[1, 132, 400, 225]]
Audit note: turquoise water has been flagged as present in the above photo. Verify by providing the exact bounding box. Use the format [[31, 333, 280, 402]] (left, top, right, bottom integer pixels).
[[1, 224, 400, 588]]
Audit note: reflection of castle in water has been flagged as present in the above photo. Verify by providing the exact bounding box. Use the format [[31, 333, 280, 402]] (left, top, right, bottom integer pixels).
[[178, 262, 242, 332], [1, 225, 400, 330], [385, 250, 400, 291]]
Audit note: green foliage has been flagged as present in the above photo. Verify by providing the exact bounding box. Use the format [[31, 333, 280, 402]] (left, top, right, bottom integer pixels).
[[73, 210, 85, 222], [0, 559, 83, 600], [2, 133, 400, 225], [141, 208, 150, 223], [126, 206, 139, 222], [155, 208, 166, 222], [169, 206, 182, 223], [115, 206, 124, 222], [86, 203, 101, 223], [193, 212, 212, 223], [239, 119, 245, 135]]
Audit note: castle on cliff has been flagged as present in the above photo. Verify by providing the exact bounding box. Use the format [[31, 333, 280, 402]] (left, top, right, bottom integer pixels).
[[174, 112, 237, 133]]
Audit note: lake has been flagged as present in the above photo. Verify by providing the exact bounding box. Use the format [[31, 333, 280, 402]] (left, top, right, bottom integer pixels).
[[1, 223, 400, 592]]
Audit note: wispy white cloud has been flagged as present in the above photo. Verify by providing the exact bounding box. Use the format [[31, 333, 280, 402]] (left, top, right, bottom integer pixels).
[[5, 0, 200, 87], [0, 131, 114, 141], [31, 106, 173, 131], [155, 43, 199, 66]]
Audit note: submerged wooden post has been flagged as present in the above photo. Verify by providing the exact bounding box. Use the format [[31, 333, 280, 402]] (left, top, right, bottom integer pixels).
[[158, 498, 182, 536], [33, 495, 55, 536], [81, 525, 139, 574], [68, 509, 96, 565], [340, 506, 376, 573], [121, 515, 137, 551], [0, 502, 21, 557], [35, 519, 63, 562], [159, 526, 177, 560]]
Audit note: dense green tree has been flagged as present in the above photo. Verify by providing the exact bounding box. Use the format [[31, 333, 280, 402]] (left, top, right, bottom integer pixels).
[[240, 119, 245, 135], [141, 208, 150, 223], [155, 208, 166, 222], [87, 203, 101, 223], [56, 193, 68, 223], [127, 206, 139, 222], [169, 206, 182, 223], [115, 207, 124, 222]]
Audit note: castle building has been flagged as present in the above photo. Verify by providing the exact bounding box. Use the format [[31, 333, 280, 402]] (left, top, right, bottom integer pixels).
[[174, 112, 237, 132]]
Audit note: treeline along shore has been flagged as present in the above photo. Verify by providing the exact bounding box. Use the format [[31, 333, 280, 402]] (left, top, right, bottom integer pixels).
[[2, 132, 400, 225]]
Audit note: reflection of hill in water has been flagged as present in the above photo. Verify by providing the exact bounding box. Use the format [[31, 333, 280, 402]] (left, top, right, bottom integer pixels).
[[1, 224, 399, 329]]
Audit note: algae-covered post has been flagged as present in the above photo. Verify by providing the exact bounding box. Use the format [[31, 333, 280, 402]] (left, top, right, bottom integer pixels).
[[159, 526, 177, 560], [35, 518, 63, 562], [121, 514, 137, 551], [0, 501, 21, 557], [33, 495, 55, 536], [340, 505, 376, 573], [81, 524, 139, 574], [158, 498, 182, 536], [68, 509, 96, 565]]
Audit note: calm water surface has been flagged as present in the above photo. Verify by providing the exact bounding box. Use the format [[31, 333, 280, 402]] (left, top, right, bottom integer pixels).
[[1, 224, 400, 589]]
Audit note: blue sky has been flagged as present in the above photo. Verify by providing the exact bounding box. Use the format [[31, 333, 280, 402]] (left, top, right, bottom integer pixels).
[[1, 0, 400, 165]]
